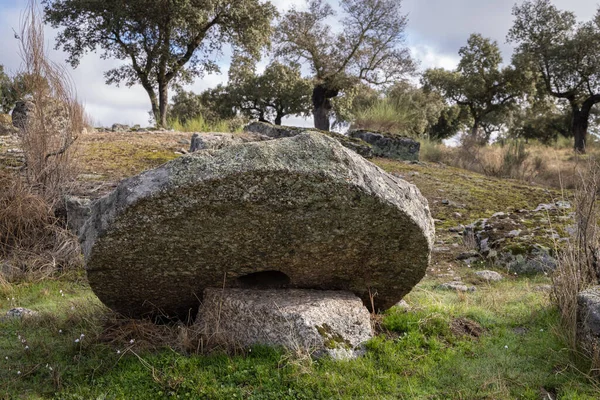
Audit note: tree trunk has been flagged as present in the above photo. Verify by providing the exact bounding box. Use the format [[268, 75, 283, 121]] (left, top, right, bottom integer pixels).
[[312, 84, 339, 131], [158, 82, 169, 128], [571, 100, 595, 154], [275, 113, 283, 126]]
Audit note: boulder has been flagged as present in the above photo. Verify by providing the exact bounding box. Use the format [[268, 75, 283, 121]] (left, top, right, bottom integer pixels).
[[111, 123, 130, 132], [244, 121, 373, 158], [348, 130, 420, 161], [475, 270, 503, 282], [577, 286, 600, 356], [11, 101, 35, 129], [189, 132, 243, 152], [196, 288, 372, 359], [81, 132, 434, 320], [5, 307, 39, 318], [64, 196, 92, 236]]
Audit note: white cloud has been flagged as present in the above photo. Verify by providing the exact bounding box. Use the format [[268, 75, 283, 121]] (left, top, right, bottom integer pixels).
[[1, 0, 599, 127]]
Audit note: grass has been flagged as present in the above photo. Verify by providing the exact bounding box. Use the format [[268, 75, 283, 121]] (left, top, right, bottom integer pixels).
[[0, 276, 598, 399], [2, 128, 600, 398], [169, 115, 245, 134]]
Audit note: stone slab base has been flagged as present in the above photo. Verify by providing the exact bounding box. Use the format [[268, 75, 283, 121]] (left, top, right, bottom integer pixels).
[[196, 288, 373, 359]]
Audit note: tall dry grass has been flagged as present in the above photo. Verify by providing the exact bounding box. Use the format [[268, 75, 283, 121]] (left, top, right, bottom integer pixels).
[[0, 0, 83, 280], [16, 0, 83, 202], [551, 160, 600, 371]]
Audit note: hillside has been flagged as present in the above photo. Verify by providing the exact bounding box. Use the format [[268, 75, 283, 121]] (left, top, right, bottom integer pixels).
[[0, 130, 597, 399]]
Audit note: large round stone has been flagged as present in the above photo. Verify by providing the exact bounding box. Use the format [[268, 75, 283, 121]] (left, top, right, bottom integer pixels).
[[81, 132, 434, 320]]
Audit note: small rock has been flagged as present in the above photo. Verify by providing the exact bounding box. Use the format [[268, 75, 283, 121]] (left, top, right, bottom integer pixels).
[[475, 270, 503, 282], [111, 123, 130, 132], [5, 308, 38, 318], [448, 225, 464, 233], [438, 282, 476, 292], [395, 300, 410, 310], [433, 247, 451, 253]]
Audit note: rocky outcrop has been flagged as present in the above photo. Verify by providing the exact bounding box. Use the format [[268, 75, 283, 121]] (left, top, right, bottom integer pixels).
[[111, 123, 130, 132], [349, 130, 420, 161], [577, 286, 600, 357], [81, 132, 434, 320], [244, 121, 373, 158], [196, 288, 372, 359], [460, 202, 572, 274]]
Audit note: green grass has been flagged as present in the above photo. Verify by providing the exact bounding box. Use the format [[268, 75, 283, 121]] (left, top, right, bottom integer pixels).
[[169, 116, 242, 133], [0, 275, 597, 399]]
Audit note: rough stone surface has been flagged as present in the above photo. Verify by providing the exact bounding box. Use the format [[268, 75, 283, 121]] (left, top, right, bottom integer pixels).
[[11, 101, 35, 129], [577, 286, 600, 356], [196, 288, 372, 359], [81, 132, 435, 319], [244, 121, 373, 158], [5, 307, 39, 318], [461, 204, 572, 275], [475, 270, 503, 282], [64, 196, 92, 236], [438, 282, 476, 292], [348, 130, 420, 161]]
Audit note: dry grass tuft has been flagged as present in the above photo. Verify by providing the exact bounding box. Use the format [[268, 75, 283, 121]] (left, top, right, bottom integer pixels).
[[0, 170, 81, 280], [15, 0, 83, 202], [552, 160, 600, 370]]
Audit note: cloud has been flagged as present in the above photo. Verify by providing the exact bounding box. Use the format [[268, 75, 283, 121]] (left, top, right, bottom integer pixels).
[[1, 0, 599, 126]]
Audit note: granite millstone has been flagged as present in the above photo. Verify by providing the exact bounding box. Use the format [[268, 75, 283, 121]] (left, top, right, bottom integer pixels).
[[81, 132, 435, 319]]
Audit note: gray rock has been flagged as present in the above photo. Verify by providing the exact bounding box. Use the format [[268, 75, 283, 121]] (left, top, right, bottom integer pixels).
[[81, 132, 435, 319], [438, 282, 476, 292], [577, 286, 600, 356], [11, 101, 35, 129], [196, 288, 372, 359], [475, 270, 503, 282], [349, 130, 420, 161], [5, 307, 38, 318], [64, 196, 92, 236], [244, 121, 373, 158], [189, 132, 242, 152], [111, 123, 130, 132]]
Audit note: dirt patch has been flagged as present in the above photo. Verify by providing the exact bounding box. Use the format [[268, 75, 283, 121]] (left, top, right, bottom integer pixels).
[[451, 317, 484, 338]]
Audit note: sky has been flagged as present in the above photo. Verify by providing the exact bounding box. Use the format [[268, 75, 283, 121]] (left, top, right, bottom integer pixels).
[[0, 0, 598, 127]]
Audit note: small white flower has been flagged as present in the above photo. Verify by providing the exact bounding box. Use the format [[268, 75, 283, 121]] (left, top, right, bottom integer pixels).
[[24, 345, 29, 350], [116, 350, 121, 354], [129, 339, 135, 344], [58, 330, 63, 334], [17, 371, 21, 375], [74, 338, 80, 343], [59, 290, 63, 293], [70, 306, 75, 311], [5, 356, 8, 360], [504, 345, 508, 349], [540, 329, 544, 332], [21, 339, 26, 344]]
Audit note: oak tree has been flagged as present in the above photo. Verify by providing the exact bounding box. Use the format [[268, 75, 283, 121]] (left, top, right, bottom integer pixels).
[[422, 34, 525, 143], [508, 0, 600, 152], [43, 0, 276, 127], [275, 0, 414, 131]]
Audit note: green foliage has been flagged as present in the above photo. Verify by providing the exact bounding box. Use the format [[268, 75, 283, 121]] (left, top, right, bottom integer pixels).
[[228, 59, 312, 125], [275, 0, 415, 130], [353, 82, 448, 138], [423, 34, 527, 142], [509, 99, 571, 144], [43, 0, 277, 127], [508, 0, 600, 151]]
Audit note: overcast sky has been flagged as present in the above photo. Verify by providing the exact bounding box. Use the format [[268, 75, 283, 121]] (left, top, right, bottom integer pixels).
[[0, 0, 598, 127]]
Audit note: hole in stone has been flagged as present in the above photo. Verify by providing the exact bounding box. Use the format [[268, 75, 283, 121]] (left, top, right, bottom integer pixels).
[[237, 270, 291, 289]]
